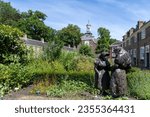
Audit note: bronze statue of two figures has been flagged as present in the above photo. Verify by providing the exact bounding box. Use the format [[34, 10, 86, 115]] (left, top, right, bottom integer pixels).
[[94, 47, 131, 98]]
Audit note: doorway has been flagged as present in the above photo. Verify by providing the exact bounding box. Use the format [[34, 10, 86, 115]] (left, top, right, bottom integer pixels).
[[146, 53, 149, 68]]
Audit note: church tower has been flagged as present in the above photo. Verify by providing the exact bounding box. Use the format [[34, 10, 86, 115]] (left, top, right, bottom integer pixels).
[[86, 20, 92, 35], [80, 21, 97, 52]]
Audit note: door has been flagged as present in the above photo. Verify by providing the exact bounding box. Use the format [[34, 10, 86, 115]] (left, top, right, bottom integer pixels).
[[146, 53, 149, 68]]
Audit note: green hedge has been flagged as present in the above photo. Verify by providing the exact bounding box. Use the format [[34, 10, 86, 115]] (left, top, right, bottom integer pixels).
[[30, 71, 95, 97], [0, 62, 94, 97], [33, 71, 94, 86], [127, 68, 150, 99]]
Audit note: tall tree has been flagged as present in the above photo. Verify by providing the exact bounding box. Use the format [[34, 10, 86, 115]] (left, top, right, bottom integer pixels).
[[110, 38, 117, 45], [17, 10, 55, 41], [0, 0, 21, 26], [96, 27, 111, 53], [58, 24, 81, 47]]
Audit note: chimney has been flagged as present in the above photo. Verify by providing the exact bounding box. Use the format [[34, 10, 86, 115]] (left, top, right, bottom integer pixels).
[[123, 35, 126, 41], [124, 34, 127, 39], [129, 28, 134, 36], [126, 31, 130, 37], [137, 21, 144, 29]]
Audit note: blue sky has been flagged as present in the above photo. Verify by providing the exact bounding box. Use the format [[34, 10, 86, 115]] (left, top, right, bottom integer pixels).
[[3, 0, 150, 40]]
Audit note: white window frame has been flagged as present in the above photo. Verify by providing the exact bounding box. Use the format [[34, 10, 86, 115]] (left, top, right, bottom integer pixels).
[[134, 35, 137, 43], [145, 45, 149, 53], [128, 38, 131, 45], [140, 46, 144, 60], [133, 49, 136, 58], [141, 29, 146, 39]]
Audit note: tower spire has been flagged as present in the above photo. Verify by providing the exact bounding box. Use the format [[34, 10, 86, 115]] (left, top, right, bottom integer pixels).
[[86, 20, 92, 34]]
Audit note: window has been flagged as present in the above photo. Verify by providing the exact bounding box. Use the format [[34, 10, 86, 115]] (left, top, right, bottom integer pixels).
[[145, 45, 149, 53], [124, 41, 126, 47], [134, 35, 137, 43], [133, 49, 136, 58], [141, 29, 146, 39], [130, 49, 133, 56], [127, 40, 129, 46], [140, 47, 144, 60], [128, 38, 131, 45], [84, 41, 89, 45]]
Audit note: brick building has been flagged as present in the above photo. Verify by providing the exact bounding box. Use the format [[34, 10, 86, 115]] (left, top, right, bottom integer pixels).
[[21, 35, 75, 58], [80, 22, 97, 52], [122, 20, 150, 68]]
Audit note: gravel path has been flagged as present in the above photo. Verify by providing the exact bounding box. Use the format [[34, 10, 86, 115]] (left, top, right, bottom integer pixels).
[[4, 85, 50, 100], [3, 85, 136, 100]]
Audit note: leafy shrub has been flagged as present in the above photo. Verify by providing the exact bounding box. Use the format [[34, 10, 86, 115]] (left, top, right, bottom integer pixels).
[[58, 51, 78, 71], [127, 67, 141, 73], [30, 71, 95, 97], [30, 78, 52, 95], [127, 68, 150, 99], [79, 44, 94, 57], [0, 63, 33, 97], [33, 71, 94, 86], [27, 59, 65, 74], [0, 82, 10, 98], [0, 64, 11, 97], [8, 63, 33, 88], [58, 51, 94, 72], [72, 56, 94, 72], [0, 54, 94, 97], [0, 24, 27, 64], [43, 37, 63, 61], [46, 80, 92, 97], [0, 64, 11, 80]]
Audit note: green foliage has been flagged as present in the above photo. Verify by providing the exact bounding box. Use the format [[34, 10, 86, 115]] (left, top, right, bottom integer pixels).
[[46, 80, 92, 97], [0, 63, 33, 97], [79, 44, 94, 57], [0, 0, 56, 41], [0, 64, 11, 80], [0, 82, 10, 98], [30, 71, 95, 98], [8, 63, 33, 88], [17, 10, 55, 41], [72, 56, 94, 72], [44, 37, 63, 61], [59, 51, 78, 71], [0, 0, 21, 26], [58, 24, 81, 47], [27, 59, 65, 75], [110, 38, 117, 45], [127, 68, 150, 99], [30, 78, 52, 95], [96, 27, 111, 53], [58, 51, 94, 72], [0, 24, 27, 64]]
